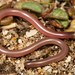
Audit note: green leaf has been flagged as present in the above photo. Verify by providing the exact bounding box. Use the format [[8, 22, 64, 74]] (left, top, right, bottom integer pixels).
[[50, 8, 69, 20], [56, 20, 69, 28], [22, 2, 43, 13]]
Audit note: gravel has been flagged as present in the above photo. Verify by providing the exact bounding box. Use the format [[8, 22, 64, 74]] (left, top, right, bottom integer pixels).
[[0, 0, 75, 75]]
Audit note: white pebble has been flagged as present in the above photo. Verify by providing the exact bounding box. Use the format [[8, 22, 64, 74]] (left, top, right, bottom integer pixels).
[[18, 39, 22, 44], [68, 72, 72, 75], [65, 56, 71, 63], [2, 23, 17, 29], [2, 29, 8, 35], [16, 60, 20, 64], [5, 34, 12, 39], [43, 66, 52, 73], [26, 42, 32, 46], [53, 70, 58, 73], [26, 29, 38, 37]]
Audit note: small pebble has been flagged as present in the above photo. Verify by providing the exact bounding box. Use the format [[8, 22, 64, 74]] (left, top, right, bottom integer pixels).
[[43, 66, 52, 73], [65, 56, 72, 63], [26, 41, 32, 46], [2, 23, 17, 29], [5, 34, 12, 39], [26, 29, 38, 37], [16, 60, 20, 64], [18, 39, 22, 44], [53, 70, 58, 73], [2, 29, 8, 35], [68, 73, 72, 75], [27, 70, 35, 75]]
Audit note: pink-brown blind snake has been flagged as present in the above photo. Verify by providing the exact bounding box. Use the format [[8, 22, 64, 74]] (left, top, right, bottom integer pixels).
[[0, 8, 74, 68]]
